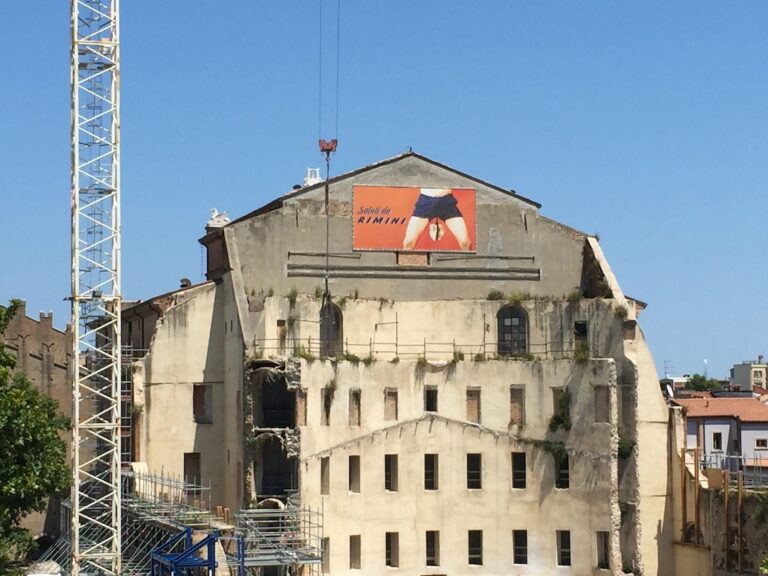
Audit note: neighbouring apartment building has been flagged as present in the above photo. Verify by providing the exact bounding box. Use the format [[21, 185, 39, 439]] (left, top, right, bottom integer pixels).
[[122, 152, 676, 575], [0, 301, 72, 540], [730, 358, 767, 391]]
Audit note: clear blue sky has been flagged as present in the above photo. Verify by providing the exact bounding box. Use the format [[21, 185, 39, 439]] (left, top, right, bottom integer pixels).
[[1, 2, 766, 379]]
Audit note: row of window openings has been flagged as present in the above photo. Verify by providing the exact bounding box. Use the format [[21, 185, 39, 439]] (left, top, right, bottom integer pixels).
[[315, 385, 610, 427], [314, 304, 588, 358], [320, 452, 569, 494], [324, 530, 610, 571], [710, 432, 768, 451]]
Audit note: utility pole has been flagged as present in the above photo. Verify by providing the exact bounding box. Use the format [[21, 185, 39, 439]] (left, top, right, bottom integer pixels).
[[70, 1, 122, 574]]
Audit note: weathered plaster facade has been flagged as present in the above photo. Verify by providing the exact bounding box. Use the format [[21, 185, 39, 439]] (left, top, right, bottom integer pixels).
[[125, 152, 676, 575]]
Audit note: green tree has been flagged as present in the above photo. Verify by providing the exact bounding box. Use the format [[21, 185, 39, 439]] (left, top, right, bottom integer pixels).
[[0, 300, 70, 571], [684, 373, 723, 392]]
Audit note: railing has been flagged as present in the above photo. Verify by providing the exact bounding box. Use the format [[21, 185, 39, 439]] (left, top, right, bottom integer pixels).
[[251, 337, 580, 362], [699, 453, 768, 489]]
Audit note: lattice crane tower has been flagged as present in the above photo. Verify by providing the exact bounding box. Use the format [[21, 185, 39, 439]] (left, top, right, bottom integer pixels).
[[70, 0, 122, 574]]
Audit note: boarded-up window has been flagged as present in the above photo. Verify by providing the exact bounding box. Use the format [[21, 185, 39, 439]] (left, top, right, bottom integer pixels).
[[296, 389, 307, 426], [510, 387, 525, 425], [384, 388, 398, 421], [553, 388, 567, 416], [349, 456, 360, 493], [319, 301, 343, 358], [277, 319, 287, 355], [349, 535, 361, 569], [594, 386, 609, 423], [320, 457, 330, 495], [466, 388, 481, 423], [349, 388, 361, 426], [193, 384, 212, 423]]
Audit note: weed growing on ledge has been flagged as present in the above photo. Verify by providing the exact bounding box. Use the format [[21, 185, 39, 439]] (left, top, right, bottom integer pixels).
[[287, 287, 298, 307], [315, 286, 324, 298], [567, 289, 583, 304], [614, 304, 628, 319], [574, 341, 590, 364], [362, 355, 375, 367], [473, 353, 487, 363], [618, 437, 636, 459], [487, 290, 506, 301], [533, 439, 568, 462], [343, 351, 360, 365], [293, 345, 315, 363], [549, 389, 572, 432], [390, 356, 400, 364]]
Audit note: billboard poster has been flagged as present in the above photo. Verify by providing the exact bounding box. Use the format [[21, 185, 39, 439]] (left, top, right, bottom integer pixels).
[[353, 185, 476, 252]]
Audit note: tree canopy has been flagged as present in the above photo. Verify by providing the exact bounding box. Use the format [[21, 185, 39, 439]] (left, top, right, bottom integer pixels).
[[0, 300, 70, 570], [684, 373, 724, 391]]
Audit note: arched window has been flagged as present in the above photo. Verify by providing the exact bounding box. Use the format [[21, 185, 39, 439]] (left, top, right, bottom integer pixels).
[[319, 298, 343, 357], [497, 305, 528, 356]]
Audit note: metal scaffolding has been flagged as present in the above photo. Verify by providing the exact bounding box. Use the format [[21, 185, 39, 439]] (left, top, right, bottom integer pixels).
[[70, 0, 122, 574]]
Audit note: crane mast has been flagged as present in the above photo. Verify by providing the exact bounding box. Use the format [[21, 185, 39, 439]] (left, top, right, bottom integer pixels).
[[70, 1, 122, 574]]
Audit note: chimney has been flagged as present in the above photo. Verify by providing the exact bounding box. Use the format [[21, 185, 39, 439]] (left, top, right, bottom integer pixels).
[[759, 354, 764, 364]]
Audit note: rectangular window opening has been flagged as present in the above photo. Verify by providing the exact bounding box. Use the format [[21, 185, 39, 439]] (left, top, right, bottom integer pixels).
[[510, 387, 525, 426], [385, 454, 399, 492], [468, 530, 483, 565], [322, 537, 330, 574], [425, 454, 439, 490], [384, 388, 398, 421], [321, 388, 332, 426], [183, 452, 201, 484], [513, 530, 528, 565], [193, 384, 213, 423], [425, 386, 438, 412], [349, 455, 360, 493], [557, 530, 572, 566], [574, 321, 588, 344], [713, 432, 723, 452], [512, 452, 527, 489], [385, 532, 399, 567], [320, 457, 330, 495], [467, 453, 482, 489], [555, 456, 570, 489], [426, 530, 440, 566], [597, 531, 610, 569], [349, 388, 361, 427], [756, 438, 768, 449], [349, 535, 361, 570], [466, 388, 481, 424]]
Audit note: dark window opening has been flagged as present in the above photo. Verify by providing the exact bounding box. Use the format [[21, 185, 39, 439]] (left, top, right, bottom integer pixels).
[[468, 530, 483, 565], [256, 435, 297, 496], [350, 535, 361, 569], [713, 432, 723, 451], [260, 373, 295, 428], [557, 530, 571, 566], [385, 454, 398, 492], [574, 321, 588, 344], [597, 531, 610, 569], [385, 532, 399, 567], [467, 453, 482, 489], [513, 530, 528, 565], [426, 530, 440, 566], [556, 456, 570, 489], [425, 386, 438, 412], [425, 454, 439, 490], [320, 300, 343, 357], [193, 384, 213, 423], [512, 452, 526, 489], [184, 452, 201, 485], [497, 305, 528, 356], [349, 455, 360, 493]]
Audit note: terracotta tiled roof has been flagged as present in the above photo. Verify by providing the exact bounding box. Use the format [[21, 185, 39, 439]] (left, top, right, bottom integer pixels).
[[673, 398, 768, 423], [753, 385, 768, 395]]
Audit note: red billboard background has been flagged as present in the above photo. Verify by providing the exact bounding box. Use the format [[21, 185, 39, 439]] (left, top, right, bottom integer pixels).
[[353, 186, 476, 252]]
